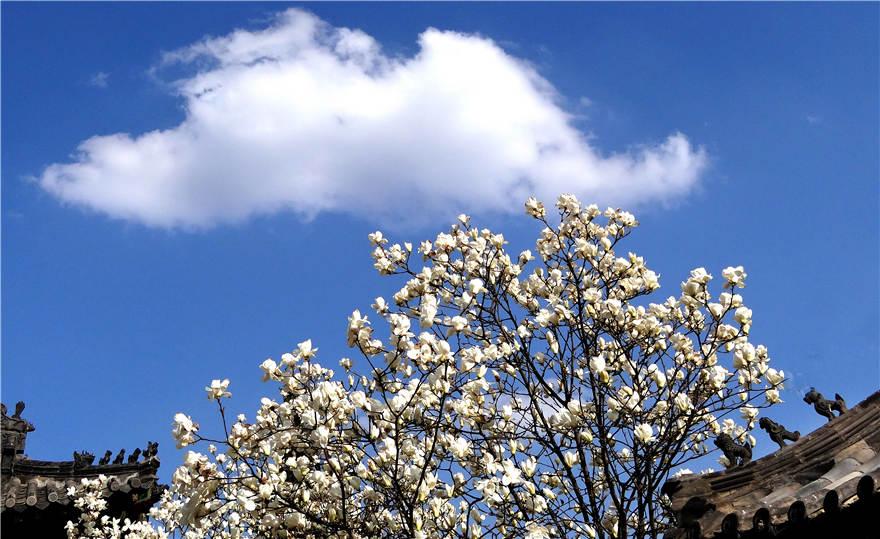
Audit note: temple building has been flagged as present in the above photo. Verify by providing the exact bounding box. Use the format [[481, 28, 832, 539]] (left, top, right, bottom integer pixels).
[[1, 401, 162, 537], [663, 390, 880, 538]]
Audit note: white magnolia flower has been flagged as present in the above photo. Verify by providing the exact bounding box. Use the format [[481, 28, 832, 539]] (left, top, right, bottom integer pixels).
[[368, 231, 387, 245], [449, 437, 471, 459], [674, 393, 693, 412], [733, 343, 756, 369], [707, 302, 725, 319], [721, 265, 747, 288], [520, 456, 537, 478], [259, 359, 278, 381], [297, 339, 317, 359], [525, 522, 550, 539], [372, 296, 388, 314], [468, 278, 485, 295], [546, 331, 559, 354], [448, 315, 468, 333], [734, 306, 752, 324], [634, 423, 655, 443], [689, 267, 712, 284], [172, 413, 198, 448], [741, 406, 759, 425], [765, 368, 785, 386], [501, 459, 522, 485], [525, 197, 546, 218], [350, 390, 367, 409], [556, 193, 580, 214], [420, 295, 438, 328], [205, 379, 232, 400], [313, 425, 330, 447], [647, 364, 667, 388]]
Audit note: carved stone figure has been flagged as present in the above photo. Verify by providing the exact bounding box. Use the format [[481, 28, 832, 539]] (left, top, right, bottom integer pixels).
[[803, 388, 846, 422], [759, 417, 800, 449], [127, 448, 141, 463], [714, 433, 752, 467], [73, 451, 95, 468], [98, 450, 112, 465], [143, 441, 159, 460], [669, 496, 716, 538], [1, 401, 35, 456], [112, 449, 126, 465]]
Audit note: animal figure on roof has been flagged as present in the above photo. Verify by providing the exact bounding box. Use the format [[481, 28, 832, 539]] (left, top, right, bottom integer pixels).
[[759, 417, 800, 449], [73, 451, 95, 468], [143, 441, 159, 460], [714, 433, 752, 468], [803, 388, 846, 422]]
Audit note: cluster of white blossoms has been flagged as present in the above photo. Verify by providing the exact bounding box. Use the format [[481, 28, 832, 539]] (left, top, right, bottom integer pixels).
[[65, 476, 169, 539], [69, 195, 782, 539]]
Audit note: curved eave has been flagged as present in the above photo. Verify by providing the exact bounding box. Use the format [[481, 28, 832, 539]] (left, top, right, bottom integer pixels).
[[1, 458, 161, 513]]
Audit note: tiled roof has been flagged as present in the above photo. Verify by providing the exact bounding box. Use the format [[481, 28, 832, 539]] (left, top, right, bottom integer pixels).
[[2, 401, 163, 537], [663, 390, 880, 538], [1, 457, 160, 513]]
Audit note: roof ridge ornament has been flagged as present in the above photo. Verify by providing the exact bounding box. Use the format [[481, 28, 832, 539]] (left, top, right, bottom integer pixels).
[[72, 451, 95, 469], [759, 417, 800, 450], [803, 387, 846, 422], [1, 401, 35, 458], [714, 433, 752, 468]]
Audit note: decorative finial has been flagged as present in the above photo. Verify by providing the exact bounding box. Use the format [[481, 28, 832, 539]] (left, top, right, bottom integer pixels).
[[98, 450, 112, 465], [1, 400, 35, 456], [803, 388, 846, 422], [758, 417, 800, 449], [112, 448, 125, 464], [714, 433, 752, 468], [73, 451, 95, 468], [143, 441, 159, 461], [127, 448, 141, 463]]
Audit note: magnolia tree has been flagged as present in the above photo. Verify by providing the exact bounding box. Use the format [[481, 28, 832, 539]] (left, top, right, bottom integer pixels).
[[70, 195, 784, 539]]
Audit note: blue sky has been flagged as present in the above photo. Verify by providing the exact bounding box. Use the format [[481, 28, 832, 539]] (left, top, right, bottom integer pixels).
[[3, 3, 877, 478]]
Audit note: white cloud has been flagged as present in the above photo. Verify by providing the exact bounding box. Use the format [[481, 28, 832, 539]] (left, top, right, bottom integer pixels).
[[40, 9, 707, 229], [89, 71, 110, 88]]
